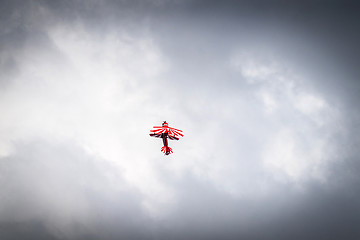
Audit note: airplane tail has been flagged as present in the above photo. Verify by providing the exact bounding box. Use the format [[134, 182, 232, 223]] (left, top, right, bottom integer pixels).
[[161, 146, 173, 155]]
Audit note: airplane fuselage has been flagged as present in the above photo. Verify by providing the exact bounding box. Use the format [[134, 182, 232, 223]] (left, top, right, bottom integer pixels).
[[162, 132, 170, 154], [162, 132, 168, 147]]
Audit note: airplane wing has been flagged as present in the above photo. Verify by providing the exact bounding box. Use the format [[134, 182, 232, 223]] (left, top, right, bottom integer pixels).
[[168, 135, 179, 140], [150, 127, 184, 137], [149, 133, 162, 138]]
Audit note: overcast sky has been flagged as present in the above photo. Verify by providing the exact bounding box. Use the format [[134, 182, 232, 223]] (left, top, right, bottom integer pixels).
[[1, 0, 360, 239]]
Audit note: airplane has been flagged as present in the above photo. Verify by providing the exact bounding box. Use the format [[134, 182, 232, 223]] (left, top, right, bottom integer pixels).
[[149, 121, 183, 155]]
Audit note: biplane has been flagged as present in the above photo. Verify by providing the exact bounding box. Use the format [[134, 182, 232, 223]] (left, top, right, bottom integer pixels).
[[149, 121, 183, 155]]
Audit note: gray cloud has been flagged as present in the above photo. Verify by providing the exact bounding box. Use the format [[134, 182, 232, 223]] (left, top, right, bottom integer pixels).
[[0, 139, 149, 239], [1, 0, 360, 239]]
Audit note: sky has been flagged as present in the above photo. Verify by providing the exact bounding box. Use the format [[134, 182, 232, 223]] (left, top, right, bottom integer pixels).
[[0, 0, 360, 239]]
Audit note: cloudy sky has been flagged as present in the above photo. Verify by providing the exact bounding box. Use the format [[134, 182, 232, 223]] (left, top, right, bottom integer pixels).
[[1, 0, 360, 239]]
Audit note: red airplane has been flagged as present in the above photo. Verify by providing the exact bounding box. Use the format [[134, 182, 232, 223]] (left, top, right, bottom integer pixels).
[[149, 121, 183, 155]]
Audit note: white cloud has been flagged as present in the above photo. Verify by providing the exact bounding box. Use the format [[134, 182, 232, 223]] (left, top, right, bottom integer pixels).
[[0, 23, 176, 218], [230, 52, 344, 184], [0, 23, 347, 226], [0, 1, 359, 239]]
